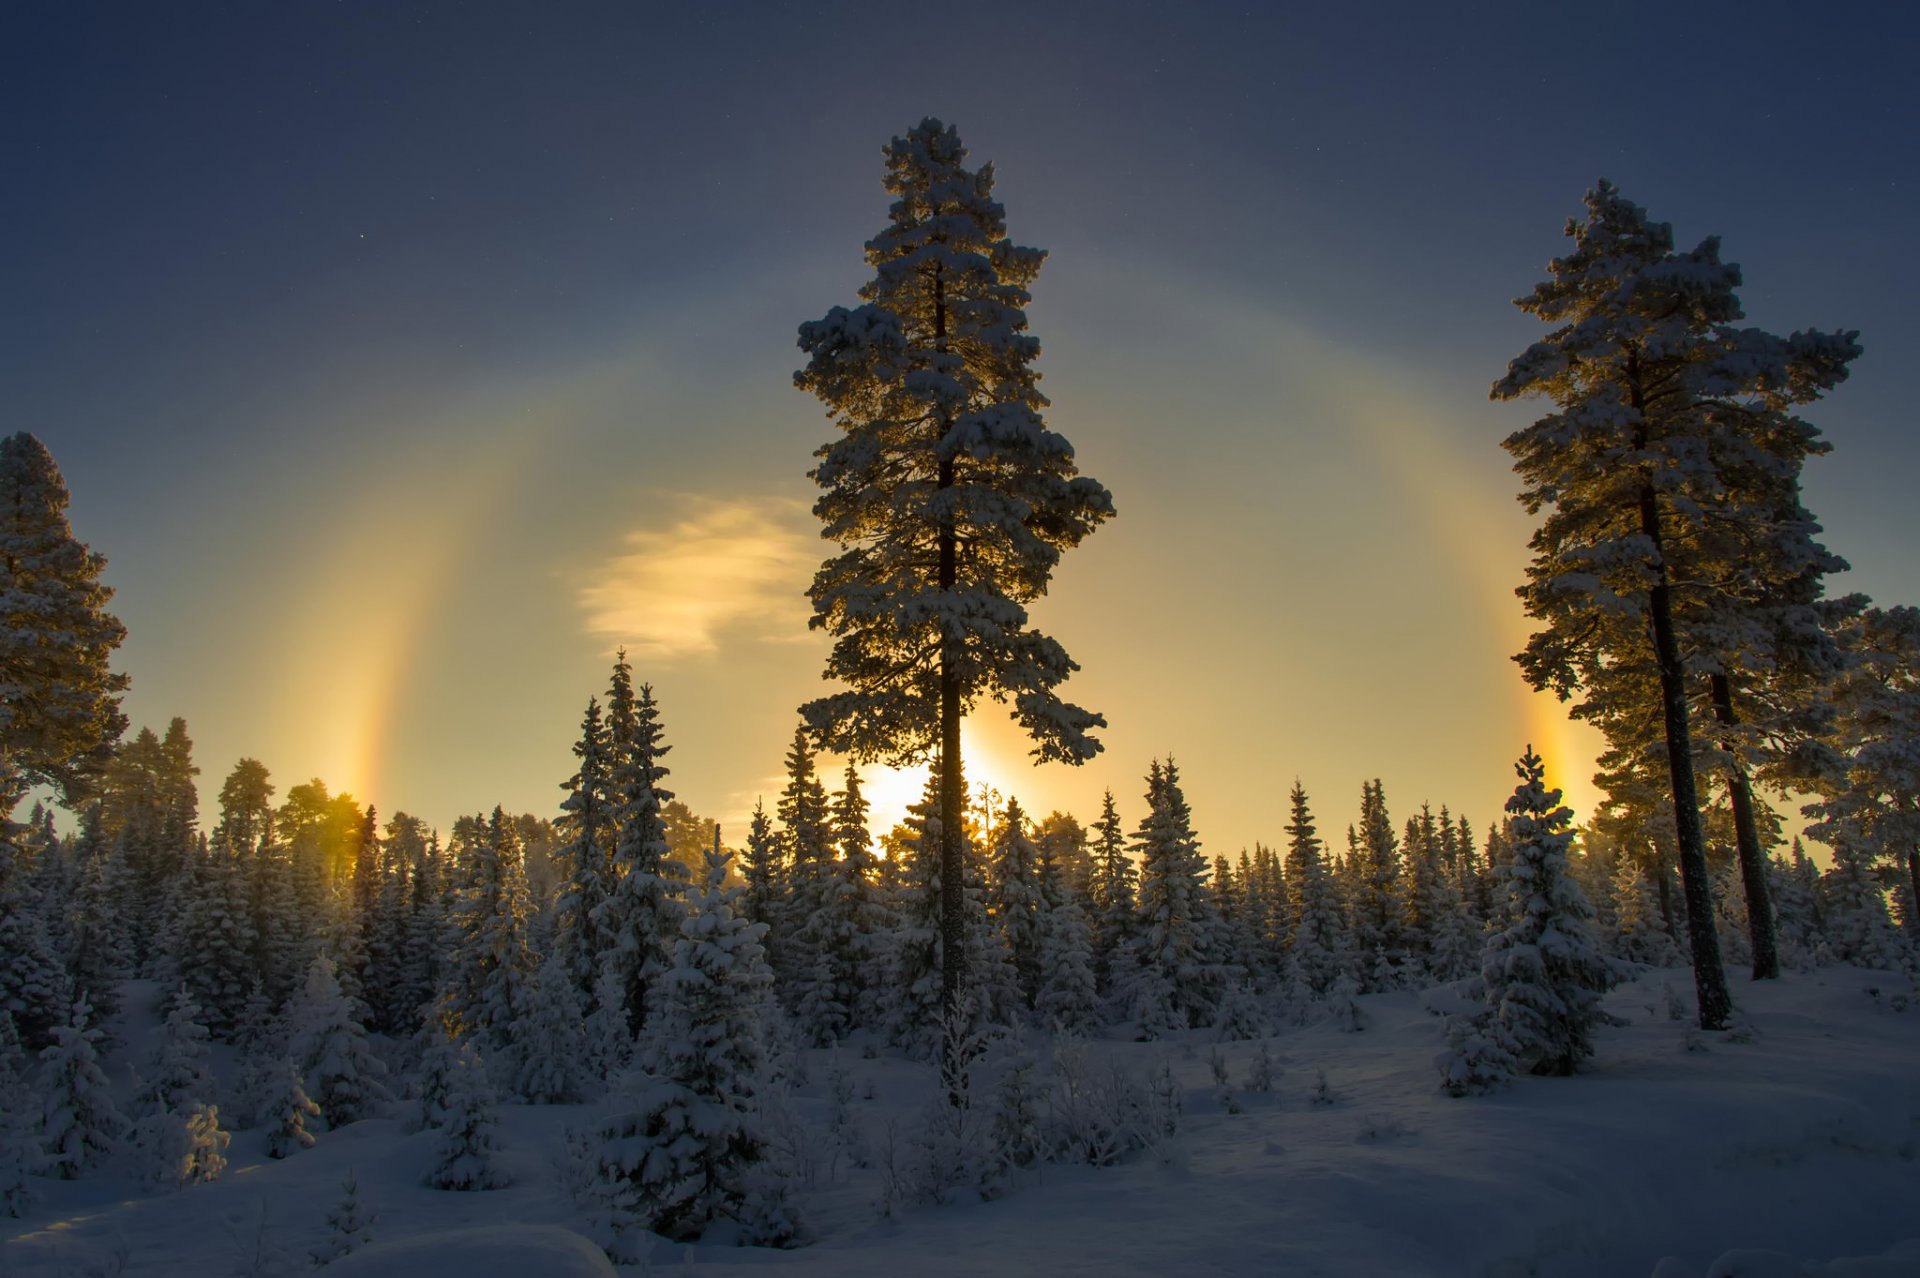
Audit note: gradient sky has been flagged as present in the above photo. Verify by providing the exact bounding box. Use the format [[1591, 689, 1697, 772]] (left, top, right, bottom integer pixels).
[[6, 2, 1916, 854]]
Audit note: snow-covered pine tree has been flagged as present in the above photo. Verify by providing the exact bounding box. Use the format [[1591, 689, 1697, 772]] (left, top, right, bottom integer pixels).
[[1087, 788, 1136, 998], [598, 839, 797, 1244], [1035, 887, 1099, 1031], [1349, 780, 1405, 991], [285, 952, 390, 1129], [140, 985, 219, 1115], [592, 682, 687, 1043], [554, 697, 616, 1003], [880, 775, 948, 1055], [0, 780, 71, 1050], [1120, 761, 1232, 1031], [38, 993, 126, 1178], [1819, 842, 1910, 975], [1496, 182, 1858, 1028], [437, 806, 536, 1063], [1609, 853, 1679, 967], [987, 796, 1046, 1010], [1480, 747, 1618, 1075], [425, 1036, 508, 1190], [0, 1011, 40, 1216], [1768, 841, 1824, 966], [178, 840, 256, 1039], [133, 986, 230, 1187], [1804, 606, 1920, 956], [395, 828, 445, 1030], [1285, 783, 1347, 999], [1712, 859, 1754, 969], [739, 799, 784, 941], [1403, 803, 1452, 980], [514, 952, 589, 1104], [62, 804, 125, 1024], [313, 1169, 375, 1264], [262, 1057, 320, 1158], [773, 726, 834, 1017], [795, 118, 1114, 1047], [815, 764, 888, 1034], [0, 433, 129, 808]]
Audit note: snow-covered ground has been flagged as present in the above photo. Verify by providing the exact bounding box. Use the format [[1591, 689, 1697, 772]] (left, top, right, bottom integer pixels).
[[7, 968, 1918, 1278]]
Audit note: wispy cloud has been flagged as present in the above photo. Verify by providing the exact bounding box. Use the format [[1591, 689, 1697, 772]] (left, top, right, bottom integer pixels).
[[579, 496, 817, 659]]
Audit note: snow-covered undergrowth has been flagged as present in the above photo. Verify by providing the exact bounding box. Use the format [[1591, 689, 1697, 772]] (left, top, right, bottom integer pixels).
[[5, 968, 1918, 1277]]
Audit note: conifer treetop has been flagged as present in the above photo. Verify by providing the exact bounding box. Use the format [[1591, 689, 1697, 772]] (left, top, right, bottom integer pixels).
[[795, 118, 1114, 768]]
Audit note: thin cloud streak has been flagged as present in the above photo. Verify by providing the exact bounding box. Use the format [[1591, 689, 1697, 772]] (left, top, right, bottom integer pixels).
[[580, 497, 816, 659]]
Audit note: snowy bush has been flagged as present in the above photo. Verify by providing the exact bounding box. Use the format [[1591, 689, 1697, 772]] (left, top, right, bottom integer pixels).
[[595, 842, 799, 1246], [425, 1037, 507, 1190], [263, 1057, 320, 1159], [38, 994, 127, 1179], [312, 1168, 376, 1265]]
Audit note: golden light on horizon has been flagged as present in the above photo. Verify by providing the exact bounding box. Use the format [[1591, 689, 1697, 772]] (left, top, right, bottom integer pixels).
[[852, 718, 1026, 848]]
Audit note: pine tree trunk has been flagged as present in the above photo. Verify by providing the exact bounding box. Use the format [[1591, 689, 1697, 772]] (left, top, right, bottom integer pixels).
[[1640, 486, 1733, 1029], [1708, 673, 1780, 979], [1907, 849, 1920, 942], [930, 250, 968, 1101]]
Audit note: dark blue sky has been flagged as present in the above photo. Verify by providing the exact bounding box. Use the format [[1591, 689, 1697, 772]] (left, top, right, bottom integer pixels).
[[6, 1, 1915, 843]]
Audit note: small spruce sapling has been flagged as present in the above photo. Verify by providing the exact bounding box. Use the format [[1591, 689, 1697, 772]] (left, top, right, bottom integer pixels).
[[425, 1038, 507, 1190], [312, 1168, 375, 1265], [38, 994, 127, 1179], [263, 1058, 320, 1159]]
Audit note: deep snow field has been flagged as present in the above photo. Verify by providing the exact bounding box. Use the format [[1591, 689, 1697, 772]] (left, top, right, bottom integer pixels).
[[6, 968, 1918, 1278]]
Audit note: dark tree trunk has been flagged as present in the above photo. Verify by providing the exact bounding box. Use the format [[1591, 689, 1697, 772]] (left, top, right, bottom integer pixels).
[[1640, 485, 1733, 1029], [1907, 849, 1920, 942], [930, 252, 969, 1102], [1708, 673, 1780, 979]]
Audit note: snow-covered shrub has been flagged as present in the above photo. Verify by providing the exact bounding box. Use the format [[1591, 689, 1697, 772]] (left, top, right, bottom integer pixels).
[[285, 953, 390, 1129], [1244, 1040, 1279, 1094], [312, 1168, 375, 1265], [38, 994, 126, 1178], [1434, 1013, 1516, 1098], [595, 842, 799, 1246], [263, 1058, 319, 1159], [425, 1037, 507, 1190]]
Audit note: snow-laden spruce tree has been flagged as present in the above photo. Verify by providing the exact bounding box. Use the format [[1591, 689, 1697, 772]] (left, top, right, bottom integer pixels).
[[285, 952, 389, 1129], [1086, 789, 1136, 996], [1, 1011, 41, 1215], [178, 842, 256, 1039], [1036, 888, 1100, 1031], [553, 697, 616, 1002], [134, 985, 229, 1187], [739, 800, 784, 940], [1, 433, 128, 808], [1121, 760, 1232, 1031], [38, 993, 126, 1178], [879, 775, 950, 1054], [1609, 854, 1680, 967], [262, 1057, 320, 1158], [514, 953, 589, 1104], [0, 783, 71, 1050], [425, 1035, 508, 1191], [1348, 780, 1405, 990], [1284, 783, 1347, 1000], [591, 682, 687, 1043], [597, 840, 797, 1245], [795, 118, 1114, 1040], [1495, 182, 1859, 1027], [988, 796, 1047, 1009], [1805, 605, 1920, 952], [313, 1169, 376, 1264], [438, 806, 536, 1062], [1478, 747, 1617, 1077]]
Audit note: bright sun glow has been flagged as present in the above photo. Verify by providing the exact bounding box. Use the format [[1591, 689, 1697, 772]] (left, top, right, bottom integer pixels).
[[852, 718, 1023, 852]]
